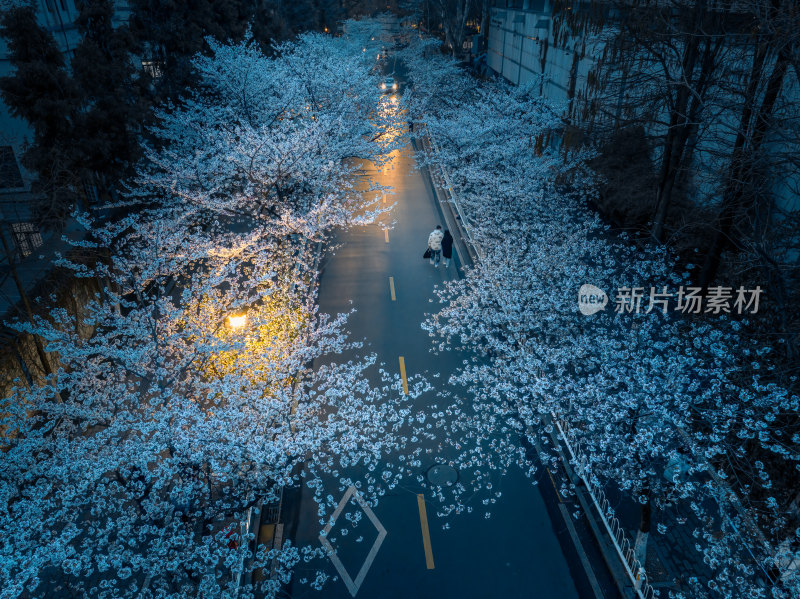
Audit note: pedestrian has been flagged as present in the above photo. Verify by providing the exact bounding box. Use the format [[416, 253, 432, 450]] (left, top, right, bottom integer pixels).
[[427, 225, 444, 267], [441, 229, 453, 268]]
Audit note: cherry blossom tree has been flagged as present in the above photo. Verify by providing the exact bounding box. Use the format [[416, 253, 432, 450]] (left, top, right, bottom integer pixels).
[[402, 31, 800, 598], [0, 22, 419, 599], [129, 28, 404, 260]]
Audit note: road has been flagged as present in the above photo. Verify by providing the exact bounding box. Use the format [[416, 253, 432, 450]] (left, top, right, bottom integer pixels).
[[284, 127, 602, 598]]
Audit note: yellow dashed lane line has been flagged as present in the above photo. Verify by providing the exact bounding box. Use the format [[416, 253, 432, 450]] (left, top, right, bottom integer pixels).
[[398, 356, 408, 395], [417, 494, 435, 569]]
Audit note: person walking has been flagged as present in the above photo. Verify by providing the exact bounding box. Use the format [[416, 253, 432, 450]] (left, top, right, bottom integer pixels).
[[427, 225, 444, 267], [441, 229, 454, 268]]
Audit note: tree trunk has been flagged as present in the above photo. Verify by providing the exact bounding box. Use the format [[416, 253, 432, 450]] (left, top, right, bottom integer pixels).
[[699, 45, 788, 288], [13, 339, 34, 387], [567, 43, 581, 120], [479, 0, 489, 53], [697, 40, 767, 288], [651, 23, 701, 242], [439, 4, 454, 53], [613, 61, 629, 132]]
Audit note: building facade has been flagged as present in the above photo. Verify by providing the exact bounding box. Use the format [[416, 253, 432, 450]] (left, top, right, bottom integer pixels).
[[487, 0, 600, 123], [0, 0, 130, 385], [487, 0, 800, 217]]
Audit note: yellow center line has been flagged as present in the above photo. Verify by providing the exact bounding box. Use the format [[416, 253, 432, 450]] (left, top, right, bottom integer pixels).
[[389, 276, 396, 301], [384, 228, 389, 243], [398, 356, 408, 395], [417, 494, 435, 569]]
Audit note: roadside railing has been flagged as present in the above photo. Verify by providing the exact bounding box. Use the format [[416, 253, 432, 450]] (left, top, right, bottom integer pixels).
[[415, 126, 484, 263], [553, 415, 657, 599]]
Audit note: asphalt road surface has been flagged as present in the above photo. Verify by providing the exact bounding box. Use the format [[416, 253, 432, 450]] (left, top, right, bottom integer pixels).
[[285, 131, 596, 599]]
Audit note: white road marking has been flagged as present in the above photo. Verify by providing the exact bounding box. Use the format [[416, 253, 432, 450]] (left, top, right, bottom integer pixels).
[[319, 486, 387, 597]]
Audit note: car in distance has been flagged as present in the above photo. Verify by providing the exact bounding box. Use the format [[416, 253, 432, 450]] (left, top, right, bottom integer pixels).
[[381, 76, 398, 92]]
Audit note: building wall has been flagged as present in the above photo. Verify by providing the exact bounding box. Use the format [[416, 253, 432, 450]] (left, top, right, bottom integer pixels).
[[0, 0, 129, 337], [488, 1, 600, 121], [487, 1, 800, 223]]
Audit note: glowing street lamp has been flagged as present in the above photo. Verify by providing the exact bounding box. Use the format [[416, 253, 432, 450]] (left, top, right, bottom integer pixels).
[[228, 314, 247, 329]]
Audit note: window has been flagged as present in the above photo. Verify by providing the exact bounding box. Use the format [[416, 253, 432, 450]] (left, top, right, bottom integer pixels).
[[0, 147, 24, 189], [83, 180, 99, 205], [142, 60, 163, 79], [11, 223, 43, 258]]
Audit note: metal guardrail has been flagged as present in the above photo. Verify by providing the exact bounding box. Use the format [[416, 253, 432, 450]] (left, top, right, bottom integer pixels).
[[417, 128, 485, 262], [553, 415, 657, 599]]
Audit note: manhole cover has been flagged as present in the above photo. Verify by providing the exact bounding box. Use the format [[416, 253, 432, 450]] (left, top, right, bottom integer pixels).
[[427, 464, 458, 486]]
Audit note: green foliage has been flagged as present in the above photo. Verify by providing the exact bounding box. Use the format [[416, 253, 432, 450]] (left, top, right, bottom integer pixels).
[[128, 0, 253, 96], [0, 7, 79, 157]]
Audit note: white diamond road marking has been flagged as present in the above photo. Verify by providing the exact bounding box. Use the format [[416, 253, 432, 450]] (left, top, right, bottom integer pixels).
[[319, 485, 387, 597]]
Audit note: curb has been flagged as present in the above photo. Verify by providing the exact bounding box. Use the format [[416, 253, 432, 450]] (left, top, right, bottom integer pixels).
[[542, 423, 635, 599], [410, 134, 477, 273]]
